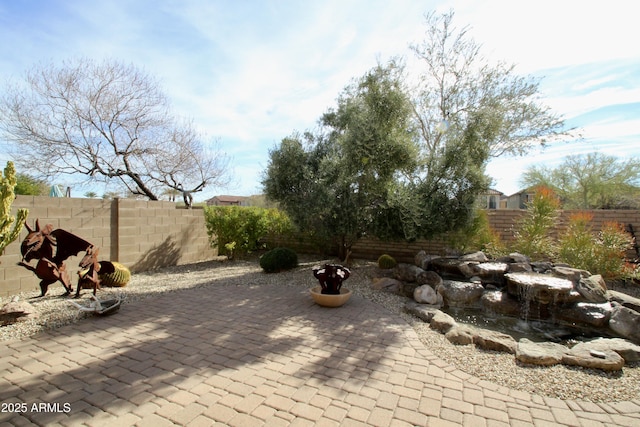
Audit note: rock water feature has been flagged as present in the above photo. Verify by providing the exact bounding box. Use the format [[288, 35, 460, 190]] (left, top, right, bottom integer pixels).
[[374, 251, 640, 371]]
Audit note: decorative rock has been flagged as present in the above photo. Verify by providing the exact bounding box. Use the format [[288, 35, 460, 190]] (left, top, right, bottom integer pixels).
[[429, 310, 457, 333], [481, 291, 522, 318], [530, 261, 553, 273], [554, 302, 612, 328], [505, 272, 574, 304], [576, 275, 608, 303], [0, 299, 39, 325], [417, 270, 443, 288], [445, 325, 476, 345], [413, 284, 441, 305], [460, 251, 489, 263], [570, 337, 640, 363], [473, 262, 508, 285], [562, 346, 625, 371], [508, 252, 530, 263], [516, 338, 568, 366], [371, 277, 403, 293], [430, 257, 472, 279], [472, 330, 517, 354], [551, 266, 590, 284], [507, 262, 532, 273], [608, 290, 640, 312], [608, 303, 640, 344], [437, 280, 485, 307], [414, 251, 439, 271], [404, 301, 440, 322], [394, 263, 425, 283]]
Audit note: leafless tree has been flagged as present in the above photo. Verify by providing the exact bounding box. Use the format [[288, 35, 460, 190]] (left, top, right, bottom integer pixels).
[[0, 58, 229, 200]]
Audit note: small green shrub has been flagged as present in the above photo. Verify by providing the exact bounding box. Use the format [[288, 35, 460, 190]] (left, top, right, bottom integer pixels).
[[377, 254, 397, 269], [559, 213, 632, 278], [259, 247, 298, 273], [513, 186, 560, 260], [204, 206, 294, 258]]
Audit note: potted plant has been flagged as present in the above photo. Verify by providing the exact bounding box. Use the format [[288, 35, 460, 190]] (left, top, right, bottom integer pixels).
[[310, 264, 352, 307]]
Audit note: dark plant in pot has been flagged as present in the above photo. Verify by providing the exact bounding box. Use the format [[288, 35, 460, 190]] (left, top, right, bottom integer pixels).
[[310, 264, 352, 307]]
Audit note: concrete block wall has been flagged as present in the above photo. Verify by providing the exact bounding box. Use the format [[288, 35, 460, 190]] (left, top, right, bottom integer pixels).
[[1, 196, 216, 297]]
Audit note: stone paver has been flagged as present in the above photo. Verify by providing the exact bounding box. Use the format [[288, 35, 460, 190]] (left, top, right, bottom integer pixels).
[[0, 283, 638, 426]]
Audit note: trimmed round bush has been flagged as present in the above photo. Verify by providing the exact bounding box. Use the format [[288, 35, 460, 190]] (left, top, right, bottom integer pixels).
[[259, 247, 298, 273], [377, 254, 397, 269]]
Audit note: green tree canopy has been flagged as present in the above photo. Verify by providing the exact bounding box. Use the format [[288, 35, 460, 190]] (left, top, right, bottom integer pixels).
[[521, 152, 640, 209], [14, 173, 48, 196], [263, 63, 419, 260]]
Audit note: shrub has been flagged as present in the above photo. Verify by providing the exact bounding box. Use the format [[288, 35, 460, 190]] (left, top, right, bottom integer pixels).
[[446, 208, 505, 257], [377, 254, 397, 269], [259, 247, 298, 273], [559, 214, 633, 277], [204, 206, 293, 258], [513, 186, 560, 260]]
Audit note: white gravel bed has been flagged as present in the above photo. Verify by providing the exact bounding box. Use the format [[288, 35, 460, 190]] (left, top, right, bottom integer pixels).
[[1, 256, 638, 403]]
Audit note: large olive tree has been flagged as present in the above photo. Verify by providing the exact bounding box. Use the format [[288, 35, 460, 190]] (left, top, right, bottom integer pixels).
[[0, 58, 228, 200], [263, 63, 418, 261]]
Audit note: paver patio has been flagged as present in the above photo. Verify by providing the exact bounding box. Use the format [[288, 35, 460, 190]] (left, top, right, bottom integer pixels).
[[1, 283, 639, 426]]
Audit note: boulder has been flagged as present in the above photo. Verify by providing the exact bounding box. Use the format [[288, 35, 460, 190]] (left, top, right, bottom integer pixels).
[[438, 280, 485, 308], [394, 263, 425, 283], [608, 303, 640, 344], [404, 301, 441, 322], [413, 284, 441, 305], [562, 346, 625, 371], [481, 291, 522, 318], [551, 266, 590, 285], [472, 330, 517, 354], [417, 270, 443, 288], [371, 277, 403, 293], [430, 257, 475, 279], [0, 298, 39, 326], [430, 310, 457, 333], [507, 262, 532, 273], [516, 338, 568, 366], [415, 251, 439, 271], [608, 290, 640, 312], [576, 275, 608, 303], [473, 262, 508, 285], [570, 338, 640, 363], [460, 251, 489, 263], [445, 325, 476, 345], [505, 272, 574, 304], [554, 302, 612, 328], [508, 253, 530, 263]]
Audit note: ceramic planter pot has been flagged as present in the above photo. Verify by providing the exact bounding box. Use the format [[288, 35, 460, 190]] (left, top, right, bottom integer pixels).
[[310, 286, 352, 307]]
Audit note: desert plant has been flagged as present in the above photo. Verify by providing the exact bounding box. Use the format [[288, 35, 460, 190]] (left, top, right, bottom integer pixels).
[[512, 186, 560, 260], [446, 208, 506, 257], [377, 254, 397, 269], [259, 247, 298, 273], [559, 214, 633, 277], [204, 206, 293, 258], [0, 161, 28, 259]]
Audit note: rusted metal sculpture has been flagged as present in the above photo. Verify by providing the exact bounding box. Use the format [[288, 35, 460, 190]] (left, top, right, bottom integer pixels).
[[312, 264, 351, 295], [76, 245, 101, 298], [18, 220, 94, 297]]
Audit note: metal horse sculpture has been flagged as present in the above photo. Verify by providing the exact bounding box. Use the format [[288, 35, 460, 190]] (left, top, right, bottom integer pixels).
[[18, 220, 95, 297]]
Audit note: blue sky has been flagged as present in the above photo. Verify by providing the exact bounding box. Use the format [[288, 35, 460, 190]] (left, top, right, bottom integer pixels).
[[1, 0, 638, 200]]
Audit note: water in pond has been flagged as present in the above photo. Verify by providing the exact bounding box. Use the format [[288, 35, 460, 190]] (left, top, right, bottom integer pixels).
[[441, 306, 616, 344]]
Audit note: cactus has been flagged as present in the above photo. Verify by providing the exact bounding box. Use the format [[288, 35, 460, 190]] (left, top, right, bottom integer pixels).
[[377, 254, 397, 269], [99, 262, 131, 287], [0, 162, 28, 259]]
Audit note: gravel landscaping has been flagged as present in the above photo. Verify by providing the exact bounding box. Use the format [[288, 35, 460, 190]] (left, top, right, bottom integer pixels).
[[1, 255, 638, 403]]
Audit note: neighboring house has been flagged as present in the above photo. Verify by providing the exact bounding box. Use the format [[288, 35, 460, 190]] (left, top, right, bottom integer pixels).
[[505, 187, 537, 209], [206, 195, 249, 206], [478, 189, 506, 209]]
